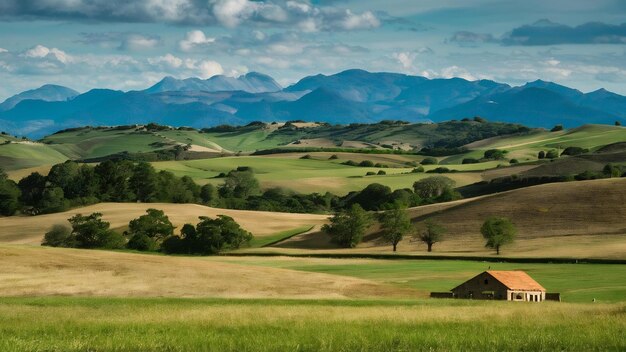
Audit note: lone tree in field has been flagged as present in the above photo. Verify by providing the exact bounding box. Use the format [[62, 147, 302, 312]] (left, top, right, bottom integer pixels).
[[415, 220, 445, 252], [322, 204, 373, 248], [379, 207, 411, 252], [480, 217, 516, 255]]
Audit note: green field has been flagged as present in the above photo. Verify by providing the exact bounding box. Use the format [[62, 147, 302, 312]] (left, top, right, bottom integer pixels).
[[214, 257, 626, 303], [0, 297, 622, 351], [151, 155, 495, 194], [0, 142, 69, 170], [442, 124, 626, 164]]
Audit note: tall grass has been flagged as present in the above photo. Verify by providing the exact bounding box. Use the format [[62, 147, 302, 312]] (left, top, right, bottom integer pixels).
[[1, 297, 623, 351]]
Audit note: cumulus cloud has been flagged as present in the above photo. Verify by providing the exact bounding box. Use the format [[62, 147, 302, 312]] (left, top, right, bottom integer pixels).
[[178, 30, 216, 52], [77, 32, 162, 51], [0, 0, 380, 31], [0, 48, 8, 53], [22, 45, 72, 64]]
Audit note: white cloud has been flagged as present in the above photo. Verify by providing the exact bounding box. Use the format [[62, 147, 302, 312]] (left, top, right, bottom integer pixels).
[[392, 52, 416, 70], [0, 48, 8, 53], [212, 0, 253, 28], [179, 30, 216, 52], [148, 53, 183, 68], [22, 45, 72, 64], [341, 10, 379, 30], [197, 60, 224, 78]]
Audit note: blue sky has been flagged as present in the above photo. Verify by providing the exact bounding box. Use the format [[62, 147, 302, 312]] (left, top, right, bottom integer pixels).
[[0, 0, 625, 100]]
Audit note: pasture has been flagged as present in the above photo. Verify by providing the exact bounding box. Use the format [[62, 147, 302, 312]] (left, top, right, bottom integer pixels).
[[151, 155, 494, 194], [0, 297, 622, 351]]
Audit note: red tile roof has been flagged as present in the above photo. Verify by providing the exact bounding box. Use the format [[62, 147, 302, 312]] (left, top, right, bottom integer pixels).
[[486, 270, 546, 291]]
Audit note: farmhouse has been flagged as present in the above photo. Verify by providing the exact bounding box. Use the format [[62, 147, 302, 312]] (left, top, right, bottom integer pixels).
[[445, 270, 547, 301]]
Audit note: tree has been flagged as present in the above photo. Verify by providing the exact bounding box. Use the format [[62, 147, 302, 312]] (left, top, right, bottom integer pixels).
[[380, 207, 411, 252], [481, 217, 516, 255], [0, 169, 20, 216], [413, 176, 456, 199], [420, 157, 438, 165], [537, 151, 545, 159], [17, 172, 46, 208], [94, 160, 134, 201], [603, 163, 622, 178], [200, 184, 218, 205], [415, 220, 445, 252], [616, 121, 622, 126], [347, 183, 392, 210], [127, 209, 175, 251], [219, 169, 260, 199], [322, 204, 373, 248], [483, 149, 508, 160], [129, 162, 158, 202], [545, 149, 559, 159], [68, 213, 125, 249], [39, 187, 69, 214], [42, 224, 73, 247]]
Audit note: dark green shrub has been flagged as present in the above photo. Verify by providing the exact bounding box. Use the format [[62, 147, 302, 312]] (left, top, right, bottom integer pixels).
[[462, 158, 480, 164], [420, 157, 438, 165]]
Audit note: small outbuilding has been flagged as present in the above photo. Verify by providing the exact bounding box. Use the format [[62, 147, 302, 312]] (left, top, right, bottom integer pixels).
[[449, 270, 546, 302]]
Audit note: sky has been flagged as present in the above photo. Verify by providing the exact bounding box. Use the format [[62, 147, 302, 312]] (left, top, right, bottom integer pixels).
[[0, 0, 625, 100]]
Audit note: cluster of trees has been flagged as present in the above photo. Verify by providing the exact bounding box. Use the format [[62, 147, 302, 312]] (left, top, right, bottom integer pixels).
[[42, 208, 253, 255], [3, 158, 463, 218], [323, 205, 517, 254], [7, 160, 204, 215]]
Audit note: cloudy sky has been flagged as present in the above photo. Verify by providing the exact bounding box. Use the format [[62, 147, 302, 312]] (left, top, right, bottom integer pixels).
[[0, 0, 625, 100]]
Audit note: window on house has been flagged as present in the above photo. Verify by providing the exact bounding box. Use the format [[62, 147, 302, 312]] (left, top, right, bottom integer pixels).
[[516, 293, 523, 300], [484, 279, 489, 284]]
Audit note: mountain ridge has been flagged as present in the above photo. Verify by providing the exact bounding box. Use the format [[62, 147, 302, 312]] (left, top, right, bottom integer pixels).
[[1, 69, 625, 138]]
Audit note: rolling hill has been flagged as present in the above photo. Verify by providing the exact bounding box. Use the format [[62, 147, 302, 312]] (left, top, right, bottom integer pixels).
[[273, 178, 626, 259]]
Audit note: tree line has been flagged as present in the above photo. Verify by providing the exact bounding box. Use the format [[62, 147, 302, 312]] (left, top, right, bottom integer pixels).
[[0, 160, 462, 217], [324, 204, 516, 254], [42, 208, 253, 255]]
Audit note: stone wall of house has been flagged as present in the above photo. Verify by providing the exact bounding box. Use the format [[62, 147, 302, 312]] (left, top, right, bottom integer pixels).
[[451, 272, 509, 300]]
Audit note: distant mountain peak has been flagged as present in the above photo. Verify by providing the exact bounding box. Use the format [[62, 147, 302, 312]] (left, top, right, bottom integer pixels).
[[145, 72, 281, 94], [0, 84, 79, 111]]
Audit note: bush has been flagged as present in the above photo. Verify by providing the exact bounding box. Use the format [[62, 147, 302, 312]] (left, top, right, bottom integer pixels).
[[365, 171, 376, 176], [538, 151, 545, 159], [616, 121, 622, 126], [427, 167, 452, 174], [328, 154, 339, 160], [551, 125, 564, 132], [358, 160, 375, 167], [404, 161, 419, 167], [127, 233, 158, 251], [342, 160, 358, 166], [377, 170, 387, 175], [462, 158, 480, 164], [545, 150, 560, 159], [411, 166, 425, 173], [42, 224, 73, 247], [561, 147, 588, 156], [483, 149, 508, 160], [509, 159, 519, 164], [420, 157, 438, 165], [300, 154, 313, 160]]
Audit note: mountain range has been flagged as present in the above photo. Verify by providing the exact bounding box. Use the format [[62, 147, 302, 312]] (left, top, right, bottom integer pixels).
[[1, 69, 625, 138]]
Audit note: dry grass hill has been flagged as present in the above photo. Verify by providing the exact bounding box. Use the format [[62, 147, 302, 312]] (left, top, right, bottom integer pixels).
[[0, 203, 328, 245], [0, 245, 408, 299], [273, 178, 626, 259]]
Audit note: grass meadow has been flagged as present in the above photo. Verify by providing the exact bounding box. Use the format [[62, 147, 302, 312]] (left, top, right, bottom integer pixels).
[[0, 297, 623, 351]]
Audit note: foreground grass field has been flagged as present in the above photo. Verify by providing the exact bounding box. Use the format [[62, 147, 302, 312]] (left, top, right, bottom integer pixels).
[[0, 297, 623, 351], [213, 256, 626, 303]]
